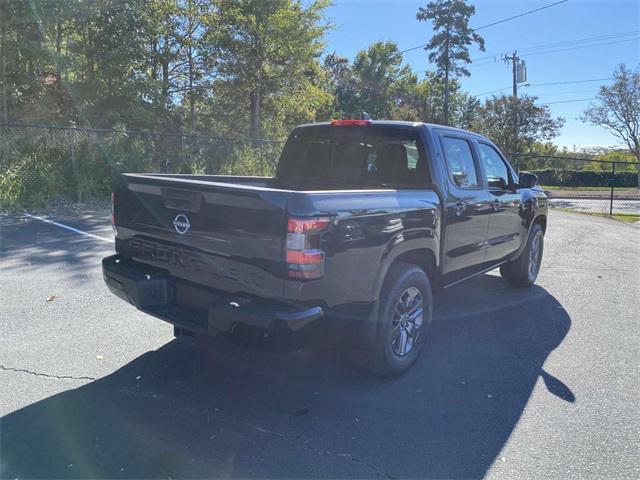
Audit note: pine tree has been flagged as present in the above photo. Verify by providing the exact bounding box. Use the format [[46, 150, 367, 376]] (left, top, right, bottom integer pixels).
[[416, 0, 484, 125]]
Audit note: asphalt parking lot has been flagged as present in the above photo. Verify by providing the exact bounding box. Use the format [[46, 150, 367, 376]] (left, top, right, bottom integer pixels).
[[1, 209, 639, 479]]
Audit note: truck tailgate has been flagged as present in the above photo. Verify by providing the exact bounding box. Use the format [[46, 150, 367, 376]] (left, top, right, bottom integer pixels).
[[113, 174, 291, 299]]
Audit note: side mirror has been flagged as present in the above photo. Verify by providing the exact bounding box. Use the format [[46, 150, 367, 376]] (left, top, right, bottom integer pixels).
[[488, 176, 508, 189], [518, 171, 538, 189]]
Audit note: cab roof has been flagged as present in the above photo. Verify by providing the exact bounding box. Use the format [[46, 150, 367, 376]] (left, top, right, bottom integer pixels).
[[294, 120, 492, 143]]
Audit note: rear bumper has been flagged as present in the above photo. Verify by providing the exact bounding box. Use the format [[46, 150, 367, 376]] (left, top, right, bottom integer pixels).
[[102, 254, 323, 334]]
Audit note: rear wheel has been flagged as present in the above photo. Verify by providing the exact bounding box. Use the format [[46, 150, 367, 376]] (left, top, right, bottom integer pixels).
[[355, 262, 433, 377], [500, 223, 544, 287]]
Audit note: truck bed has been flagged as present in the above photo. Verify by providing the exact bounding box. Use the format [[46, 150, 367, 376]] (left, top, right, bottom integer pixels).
[[112, 173, 440, 309]]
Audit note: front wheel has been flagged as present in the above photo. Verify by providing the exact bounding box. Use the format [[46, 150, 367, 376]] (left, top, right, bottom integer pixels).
[[355, 262, 433, 377], [500, 223, 544, 287]]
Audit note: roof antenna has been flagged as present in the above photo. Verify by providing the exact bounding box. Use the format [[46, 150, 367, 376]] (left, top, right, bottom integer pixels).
[[361, 112, 371, 120]]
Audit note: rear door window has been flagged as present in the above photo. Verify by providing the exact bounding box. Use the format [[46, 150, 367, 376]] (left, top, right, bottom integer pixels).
[[441, 136, 480, 189]]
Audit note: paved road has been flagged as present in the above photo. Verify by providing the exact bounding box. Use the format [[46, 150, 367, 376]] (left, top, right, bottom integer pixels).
[[1, 210, 639, 479], [549, 197, 640, 215]]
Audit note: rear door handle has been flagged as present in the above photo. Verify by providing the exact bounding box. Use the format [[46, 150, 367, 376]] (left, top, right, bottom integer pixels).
[[454, 202, 466, 216], [491, 199, 500, 211]]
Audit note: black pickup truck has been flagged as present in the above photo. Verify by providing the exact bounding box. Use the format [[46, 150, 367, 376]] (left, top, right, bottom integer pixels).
[[103, 120, 547, 376]]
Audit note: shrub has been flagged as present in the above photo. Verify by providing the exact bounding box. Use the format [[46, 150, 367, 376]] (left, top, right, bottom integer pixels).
[[530, 169, 638, 188], [1, 126, 284, 208], [218, 143, 277, 176]]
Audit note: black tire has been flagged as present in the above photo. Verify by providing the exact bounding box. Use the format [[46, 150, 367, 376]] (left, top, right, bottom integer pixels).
[[355, 262, 433, 377], [500, 223, 544, 287]]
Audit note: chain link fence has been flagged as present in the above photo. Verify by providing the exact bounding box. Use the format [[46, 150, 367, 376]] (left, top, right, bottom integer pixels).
[[509, 153, 640, 219], [1, 123, 639, 219], [0, 123, 284, 208]]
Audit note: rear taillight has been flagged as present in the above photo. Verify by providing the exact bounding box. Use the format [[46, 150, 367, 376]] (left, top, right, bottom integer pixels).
[[286, 217, 331, 280], [330, 119, 372, 126]]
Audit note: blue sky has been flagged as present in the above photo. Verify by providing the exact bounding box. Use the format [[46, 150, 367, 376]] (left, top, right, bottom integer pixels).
[[323, 0, 640, 149]]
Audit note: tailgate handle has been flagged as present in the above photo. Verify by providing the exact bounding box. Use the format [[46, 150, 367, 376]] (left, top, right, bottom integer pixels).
[[162, 188, 203, 212]]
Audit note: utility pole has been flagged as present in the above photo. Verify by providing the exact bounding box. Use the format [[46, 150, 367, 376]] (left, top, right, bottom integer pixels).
[[504, 51, 527, 98], [503, 51, 527, 155], [511, 51, 518, 98]]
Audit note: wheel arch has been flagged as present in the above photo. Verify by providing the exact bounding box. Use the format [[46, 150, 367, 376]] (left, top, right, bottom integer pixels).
[[373, 246, 438, 301], [511, 212, 547, 261], [533, 213, 547, 233]]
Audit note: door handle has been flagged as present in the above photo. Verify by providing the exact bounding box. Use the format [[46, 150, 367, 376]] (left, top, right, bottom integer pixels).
[[491, 199, 500, 212], [454, 202, 466, 216]]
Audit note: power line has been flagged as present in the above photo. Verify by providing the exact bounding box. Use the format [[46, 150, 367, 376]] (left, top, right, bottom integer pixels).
[[472, 30, 638, 62], [465, 42, 632, 70], [471, 93, 596, 104], [474, 0, 569, 31], [464, 37, 637, 72], [400, 0, 569, 54], [530, 89, 599, 96], [427, 43, 619, 72], [528, 77, 615, 87], [433, 33, 637, 73], [466, 36, 638, 70], [475, 86, 511, 96], [520, 37, 639, 58], [468, 58, 501, 68], [518, 30, 638, 54], [473, 96, 596, 104], [544, 98, 595, 104], [473, 78, 614, 97]]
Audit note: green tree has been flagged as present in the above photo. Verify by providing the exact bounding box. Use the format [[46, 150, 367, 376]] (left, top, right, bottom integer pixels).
[[392, 72, 472, 126], [77, 1, 151, 126], [581, 64, 640, 183], [416, 0, 484, 125], [0, 0, 78, 123], [209, 0, 331, 140], [322, 52, 357, 119], [350, 41, 414, 119], [454, 93, 480, 129], [472, 95, 564, 154], [142, 0, 215, 131], [0, 0, 213, 131]]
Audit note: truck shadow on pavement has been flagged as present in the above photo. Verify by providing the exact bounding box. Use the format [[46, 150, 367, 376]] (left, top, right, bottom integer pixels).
[[1, 275, 572, 479]]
